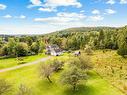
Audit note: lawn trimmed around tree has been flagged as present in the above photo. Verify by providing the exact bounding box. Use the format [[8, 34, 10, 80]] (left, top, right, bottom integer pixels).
[[0, 54, 124, 95]]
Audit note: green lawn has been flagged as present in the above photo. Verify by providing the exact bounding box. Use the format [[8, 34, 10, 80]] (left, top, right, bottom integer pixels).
[[0, 54, 124, 95], [0, 53, 46, 69]]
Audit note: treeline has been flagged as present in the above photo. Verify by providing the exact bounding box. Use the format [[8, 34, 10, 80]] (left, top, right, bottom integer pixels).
[[44, 26, 127, 57], [45, 27, 119, 50], [0, 36, 45, 57], [0, 25, 127, 57]]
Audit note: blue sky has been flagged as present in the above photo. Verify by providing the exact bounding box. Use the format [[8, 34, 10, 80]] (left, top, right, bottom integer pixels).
[[0, 0, 127, 34]]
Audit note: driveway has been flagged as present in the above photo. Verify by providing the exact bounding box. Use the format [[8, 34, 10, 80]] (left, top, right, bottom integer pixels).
[[0, 56, 51, 73]]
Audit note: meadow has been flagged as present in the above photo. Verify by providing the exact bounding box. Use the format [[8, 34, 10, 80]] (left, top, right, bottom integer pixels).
[[0, 51, 125, 95], [92, 50, 127, 94]]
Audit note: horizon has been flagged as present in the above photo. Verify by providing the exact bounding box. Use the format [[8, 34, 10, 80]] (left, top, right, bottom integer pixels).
[[0, 25, 125, 35], [0, 0, 127, 34]]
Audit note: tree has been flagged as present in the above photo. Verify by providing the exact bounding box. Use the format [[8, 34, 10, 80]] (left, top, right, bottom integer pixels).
[[7, 38, 17, 57], [50, 59, 64, 72], [61, 38, 68, 50], [49, 37, 62, 47], [117, 42, 127, 58], [84, 45, 93, 55], [39, 63, 53, 83], [98, 30, 104, 42], [117, 28, 127, 57], [96, 30, 105, 49], [16, 84, 32, 95], [0, 79, 12, 95], [0, 38, 3, 48], [30, 39, 45, 54], [78, 54, 93, 70], [24, 36, 33, 46], [0, 45, 8, 56], [60, 66, 87, 91], [16, 42, 29, 57], [30, 42, 40, 54]]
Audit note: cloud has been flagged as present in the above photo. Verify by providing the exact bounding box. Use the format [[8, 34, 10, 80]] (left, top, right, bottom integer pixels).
[[105, 9, 116, 14], [34, 12, 86, 25], [80, 10, 85, 13], [44, 0, 82, 8], [3, 15, 26, 19], [30, 0, 42, 5], [27, 0, 42, 8], [120, 0, 127, 4], [19, 15, 26, 19], [3, 14, 12, 18], [38, 7, 56, 12], [106, 0, 115, 4], [0, 4, 7, 10], [28, 0, 82, 12], [89, 15, 104, 21], [92, 9, 100, 14]]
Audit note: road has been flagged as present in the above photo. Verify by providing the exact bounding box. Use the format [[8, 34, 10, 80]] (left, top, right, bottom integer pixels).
[[0, 56, 51, 73]]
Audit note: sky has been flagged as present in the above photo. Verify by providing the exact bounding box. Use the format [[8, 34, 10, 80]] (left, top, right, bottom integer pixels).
[[0, 0, 127, 34]]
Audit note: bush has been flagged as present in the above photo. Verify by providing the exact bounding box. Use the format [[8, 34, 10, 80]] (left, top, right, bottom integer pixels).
[[84, 45, 93, 55], [0, 79, 12, 95], [16, 57, 26, 64], [16, 84, 32, 95]]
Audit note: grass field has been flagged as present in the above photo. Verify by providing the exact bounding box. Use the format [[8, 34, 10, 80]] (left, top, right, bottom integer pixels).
[[0, 52, 125, 95], [92, 50, 127, 94], [0, 53, 46, 69]]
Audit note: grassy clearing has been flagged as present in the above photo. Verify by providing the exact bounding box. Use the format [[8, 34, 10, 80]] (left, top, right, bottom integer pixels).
[[92, 50, 127, 94], [0, 53, 46, 69], [0, 53, 124, 95]]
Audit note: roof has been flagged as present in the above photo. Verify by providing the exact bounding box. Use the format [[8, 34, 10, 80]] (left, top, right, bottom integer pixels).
[[53, 49, 62, 53], [46, 44, 59, 49]]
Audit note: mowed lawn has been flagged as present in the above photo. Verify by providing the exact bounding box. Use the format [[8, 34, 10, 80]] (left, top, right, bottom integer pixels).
[[0, 54, 124, 95], [0, 53, 46, 69]]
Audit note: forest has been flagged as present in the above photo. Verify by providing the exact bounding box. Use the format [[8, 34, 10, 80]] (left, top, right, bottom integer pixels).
[[0, 25, 127, 58]]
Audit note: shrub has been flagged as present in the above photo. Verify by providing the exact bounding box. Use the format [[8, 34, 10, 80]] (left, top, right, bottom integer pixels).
[[0, 79, 12, 95], [84, 45, 93, 55], [16, 84, 32, 95]]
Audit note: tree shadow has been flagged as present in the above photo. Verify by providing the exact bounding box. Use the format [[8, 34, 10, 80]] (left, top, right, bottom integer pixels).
[[63, 84, 96, 95]]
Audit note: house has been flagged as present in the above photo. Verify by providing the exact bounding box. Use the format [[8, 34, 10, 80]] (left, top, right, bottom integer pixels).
[[46, 44, 63, 56]]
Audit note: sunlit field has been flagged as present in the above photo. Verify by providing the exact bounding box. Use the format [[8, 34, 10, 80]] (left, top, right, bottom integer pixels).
[[0, 51, 125, 95]]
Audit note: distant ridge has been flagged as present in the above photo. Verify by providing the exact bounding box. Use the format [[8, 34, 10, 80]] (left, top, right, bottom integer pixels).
[[0, 25, 126, 36]]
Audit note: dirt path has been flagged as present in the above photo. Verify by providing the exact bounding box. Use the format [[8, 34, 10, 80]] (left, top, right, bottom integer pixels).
[[0, 56, 51, 73]]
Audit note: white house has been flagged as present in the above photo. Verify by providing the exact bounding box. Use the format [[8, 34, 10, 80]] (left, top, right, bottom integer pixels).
[[46, 44, 63, 56]]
